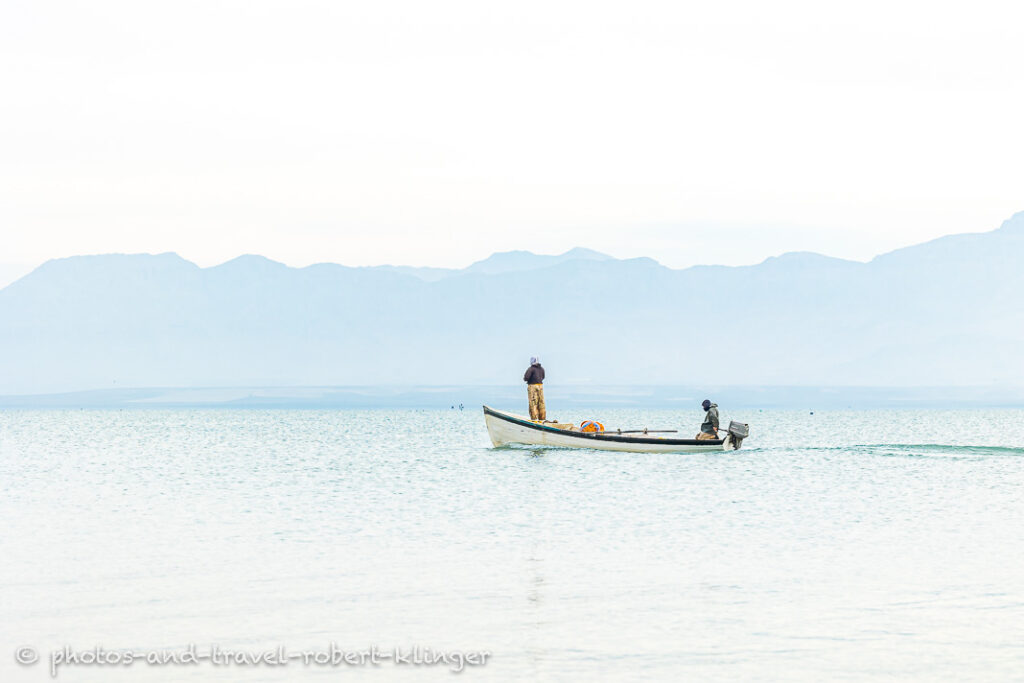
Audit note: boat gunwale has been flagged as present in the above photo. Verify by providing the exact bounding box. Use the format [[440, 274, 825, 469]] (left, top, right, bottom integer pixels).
[[483, 405, 725, 447]]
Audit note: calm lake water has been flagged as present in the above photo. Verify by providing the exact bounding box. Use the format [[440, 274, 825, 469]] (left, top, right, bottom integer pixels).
[[2, 407, 1024, 681]]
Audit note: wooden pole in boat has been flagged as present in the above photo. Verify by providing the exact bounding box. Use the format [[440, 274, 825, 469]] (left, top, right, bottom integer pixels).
[[606, 429, 677, 434]]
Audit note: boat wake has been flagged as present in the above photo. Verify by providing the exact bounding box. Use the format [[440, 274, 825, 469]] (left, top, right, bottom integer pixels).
[[855, 444, 1024, 457], [749, 444, 1024, 458]]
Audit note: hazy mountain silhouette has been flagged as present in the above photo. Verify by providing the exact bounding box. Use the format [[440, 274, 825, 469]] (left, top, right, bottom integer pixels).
[[368, 247, 613, 281], [1, 213, 1021, 394]]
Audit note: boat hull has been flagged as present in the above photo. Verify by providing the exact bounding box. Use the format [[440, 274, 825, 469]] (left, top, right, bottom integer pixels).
[[483, 405, 738, 453]]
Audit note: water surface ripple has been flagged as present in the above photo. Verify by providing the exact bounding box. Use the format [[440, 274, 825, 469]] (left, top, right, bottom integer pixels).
[[2, 408, 1023, 681]]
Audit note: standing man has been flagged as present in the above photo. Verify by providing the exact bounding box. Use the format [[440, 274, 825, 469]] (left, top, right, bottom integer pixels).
[[696, 399, 719, 439], [523, 356, 546, 421]]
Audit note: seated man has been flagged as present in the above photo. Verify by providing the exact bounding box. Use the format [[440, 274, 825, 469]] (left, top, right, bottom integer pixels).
[[696, 399, 719, 440]]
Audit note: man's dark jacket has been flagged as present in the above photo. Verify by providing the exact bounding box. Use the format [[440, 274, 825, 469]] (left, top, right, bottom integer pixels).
[[523, 364, 545, 385]]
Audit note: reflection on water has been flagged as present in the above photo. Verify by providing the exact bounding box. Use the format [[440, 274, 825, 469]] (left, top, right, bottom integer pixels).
[[1, 408, 1024, 681]]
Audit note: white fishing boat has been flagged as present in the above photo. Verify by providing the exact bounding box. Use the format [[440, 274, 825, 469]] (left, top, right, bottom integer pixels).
[[483, 405, 748, 453]]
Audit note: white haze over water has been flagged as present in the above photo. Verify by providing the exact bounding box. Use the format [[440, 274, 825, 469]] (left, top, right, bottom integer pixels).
[[2, 408, 1024, 681]]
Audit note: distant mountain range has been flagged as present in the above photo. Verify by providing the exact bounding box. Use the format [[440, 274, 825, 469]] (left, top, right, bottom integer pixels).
[[1, 213, 1022, 395], [373, 246, 614, 282]]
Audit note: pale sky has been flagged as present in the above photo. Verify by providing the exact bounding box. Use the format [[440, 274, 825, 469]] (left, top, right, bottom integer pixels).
[[2, 0, 1023, 276]]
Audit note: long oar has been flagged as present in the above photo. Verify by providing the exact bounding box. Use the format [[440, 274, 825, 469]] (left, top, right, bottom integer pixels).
[[603, 428, 678, 435]]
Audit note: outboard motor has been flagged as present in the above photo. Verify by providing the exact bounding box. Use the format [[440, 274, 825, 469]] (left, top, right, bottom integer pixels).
[[726, 421, 749, 450]]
